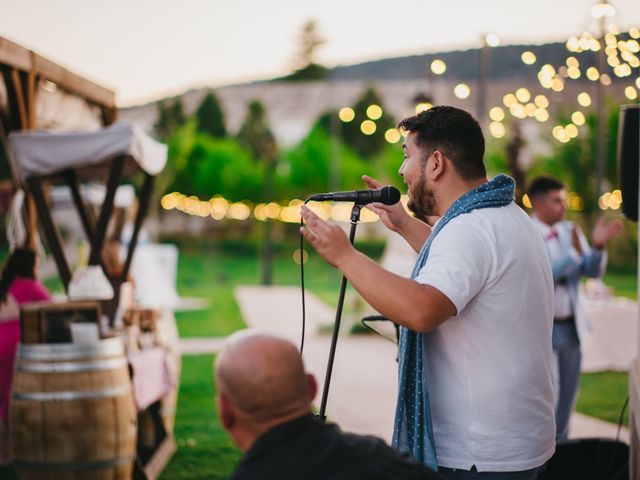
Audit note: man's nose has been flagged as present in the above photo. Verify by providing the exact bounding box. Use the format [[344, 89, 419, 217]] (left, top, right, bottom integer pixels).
[[398, 161, 406, 177]]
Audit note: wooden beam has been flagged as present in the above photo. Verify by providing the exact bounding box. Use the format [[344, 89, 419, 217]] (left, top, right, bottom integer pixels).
[[0, 35, 116, 110], [88, 156, 125, 265], [26, 67, 37, 129], [10, 69, 27, 129], [0, 36, 31, 71], [27, 178, 71, 288], [65, 169, 96, 240], [26, 194, 36, 251], [1, 67, 22, 132], [121, 174, 154, 283], [101, 106, 118, 127]]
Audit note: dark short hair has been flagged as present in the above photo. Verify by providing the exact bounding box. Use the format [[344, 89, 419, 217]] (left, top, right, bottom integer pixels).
[[527, 176, 565, 200], [0, 247, 36, 303], [397, 106, 486, 180]]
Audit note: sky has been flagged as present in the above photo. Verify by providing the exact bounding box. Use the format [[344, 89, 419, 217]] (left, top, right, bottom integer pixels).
[[2, 0, 640, 106]]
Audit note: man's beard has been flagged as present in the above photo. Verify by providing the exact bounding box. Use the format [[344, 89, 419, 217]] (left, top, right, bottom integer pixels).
[[407, 173, 436, 222]]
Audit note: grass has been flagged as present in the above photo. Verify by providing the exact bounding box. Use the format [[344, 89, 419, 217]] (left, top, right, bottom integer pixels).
[[576, 371, 630, 427], [603, 272, 637, 300], [172, 240, 375, 338], [160, 354, 240, 480]]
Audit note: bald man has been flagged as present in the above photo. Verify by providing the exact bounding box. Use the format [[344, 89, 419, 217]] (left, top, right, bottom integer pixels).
[[215, 330, 442, 480]]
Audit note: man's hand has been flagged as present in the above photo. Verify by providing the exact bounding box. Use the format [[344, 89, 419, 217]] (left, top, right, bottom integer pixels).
[[362, 175, 412, 232], [591, 217, 624, 250], [571, 223, 584, 255], [300, 206, 354, 269]]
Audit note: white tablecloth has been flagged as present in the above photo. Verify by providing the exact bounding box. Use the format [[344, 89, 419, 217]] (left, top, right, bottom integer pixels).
[[581, 297, 638, 372]]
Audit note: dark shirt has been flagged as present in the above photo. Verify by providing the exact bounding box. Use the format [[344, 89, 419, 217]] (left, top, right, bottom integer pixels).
[[228, 414, 443, 480]]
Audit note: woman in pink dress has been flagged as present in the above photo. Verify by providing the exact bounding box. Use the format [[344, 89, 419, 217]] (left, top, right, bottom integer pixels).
[[0, 248, 51, 464]]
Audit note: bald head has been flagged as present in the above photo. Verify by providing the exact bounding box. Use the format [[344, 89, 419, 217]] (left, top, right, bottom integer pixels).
[[215, 331, 314, 425]]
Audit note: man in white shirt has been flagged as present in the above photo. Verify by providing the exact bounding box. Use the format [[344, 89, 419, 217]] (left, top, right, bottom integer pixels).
[[300, 106, 555, 479], [528, 176, 623, 440]]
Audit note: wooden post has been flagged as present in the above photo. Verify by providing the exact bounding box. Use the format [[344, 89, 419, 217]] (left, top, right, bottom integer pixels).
[[65, 169, 96, 240], [9, 69, 28, 130], [88, 156, 125, 265], [26, 177, 72, 288], [121, 173, 154, 283]]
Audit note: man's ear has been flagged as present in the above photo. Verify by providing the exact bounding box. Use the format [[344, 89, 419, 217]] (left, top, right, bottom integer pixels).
[[429, 151, 446, 180], [307, 373, 318, 402], [218, 393, 236, 430]]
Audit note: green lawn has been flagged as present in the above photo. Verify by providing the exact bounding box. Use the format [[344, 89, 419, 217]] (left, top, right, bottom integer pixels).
[[603, 272, 637, 300], [172, 242, 368, 338], [576, 371, 630, 426], [160, 354, 240, 480]]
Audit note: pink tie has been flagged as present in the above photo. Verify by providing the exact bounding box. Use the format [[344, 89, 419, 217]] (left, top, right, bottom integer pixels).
[[545, 228, 558, 241]]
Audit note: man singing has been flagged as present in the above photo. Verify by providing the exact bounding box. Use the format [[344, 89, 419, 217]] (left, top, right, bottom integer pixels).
[[300, 106, 555, 479]]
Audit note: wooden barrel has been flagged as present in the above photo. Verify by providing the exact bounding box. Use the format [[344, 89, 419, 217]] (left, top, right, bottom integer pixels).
[[10, 338, 137, 480]]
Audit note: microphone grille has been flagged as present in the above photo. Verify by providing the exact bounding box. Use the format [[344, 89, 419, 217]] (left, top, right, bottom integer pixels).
[[381, 185, 401, 205]]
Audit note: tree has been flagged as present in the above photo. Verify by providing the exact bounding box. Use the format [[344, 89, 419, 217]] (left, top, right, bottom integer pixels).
[[153, 97, 187, 140], [196, 91, 226, 138], [237, 101, 278, 167], [505, 122, 526, 207], [338, 87, 395, 159], [285, 20, 327, 81], [528, 102, 621, 216], [237, 100, 279, 285]]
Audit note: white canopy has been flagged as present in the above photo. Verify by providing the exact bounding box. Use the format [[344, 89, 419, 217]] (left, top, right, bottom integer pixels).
[[8, 123, 167, 181]]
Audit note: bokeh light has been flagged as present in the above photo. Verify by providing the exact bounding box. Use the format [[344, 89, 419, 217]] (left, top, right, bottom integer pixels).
[[430, 59, 446, 75], [385, 128, 402, 143], [360, 120, 377, 135], [521, 51, 537, 65], [489, 107, 505, 121], [577, 92, 592, 107], [454, 83, 471, 99], [489, 122, 506, 138], [338, 107, 355, 122], [366, 104, 383, 120], [515, 87, 531, 102], [571, 111, 586, 126]]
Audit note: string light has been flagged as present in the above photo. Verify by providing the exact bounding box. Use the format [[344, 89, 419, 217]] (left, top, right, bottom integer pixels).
[[489, 107, 505, 121], [360, 120, 377, 135], [161, 192, 385, 224], [430, 59, 446, 75], [454, 83, 471, 99], [385, 128, 402, 143], [338, 107, 355, 122], [521, 51, 537, 65], [577, 92, 592, 107], [571, 111, 586, 126], [489, 122, 506, 138], [366, 104, 383, 120]]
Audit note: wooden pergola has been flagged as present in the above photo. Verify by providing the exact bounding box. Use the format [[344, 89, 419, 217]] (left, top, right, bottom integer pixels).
[[0, 36, 174, 480], [0, 34, 117, 252]]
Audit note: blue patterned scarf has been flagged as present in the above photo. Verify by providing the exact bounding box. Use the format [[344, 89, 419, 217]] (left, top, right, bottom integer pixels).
[[391, 173, 516, 469]]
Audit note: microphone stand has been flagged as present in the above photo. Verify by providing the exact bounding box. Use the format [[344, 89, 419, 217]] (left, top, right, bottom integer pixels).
[[317, 202, 363, 423]]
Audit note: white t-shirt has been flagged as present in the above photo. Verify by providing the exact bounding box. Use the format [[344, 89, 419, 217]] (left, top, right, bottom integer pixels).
[[414, 202, 555, 472]]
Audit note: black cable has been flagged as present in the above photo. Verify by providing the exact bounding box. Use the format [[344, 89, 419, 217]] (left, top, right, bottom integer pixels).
[[596, 394, 629, 480], [299, 218, 306, 356], [616, 395, 629, 444], [299, 199, 311, 356]]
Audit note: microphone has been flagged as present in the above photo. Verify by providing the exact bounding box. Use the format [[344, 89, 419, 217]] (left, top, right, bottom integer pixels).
[[308, 186, 401, 205]]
